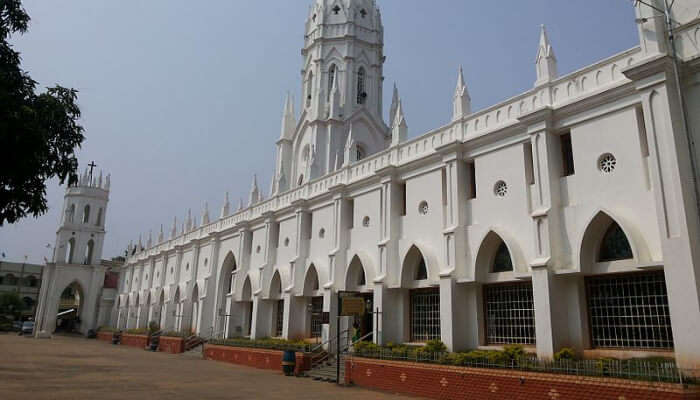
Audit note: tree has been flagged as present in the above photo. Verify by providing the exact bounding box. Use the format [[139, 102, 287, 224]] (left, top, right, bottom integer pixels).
[[0, 0, 85, 226], [0, 292, 24, 317]]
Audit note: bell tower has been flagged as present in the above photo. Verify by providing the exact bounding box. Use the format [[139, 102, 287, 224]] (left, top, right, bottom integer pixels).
[[272, 0, 390, 194], [34, 164, 112, 337]]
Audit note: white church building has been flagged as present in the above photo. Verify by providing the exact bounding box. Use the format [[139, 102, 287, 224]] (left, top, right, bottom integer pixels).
[[102, 0, 700, 370]]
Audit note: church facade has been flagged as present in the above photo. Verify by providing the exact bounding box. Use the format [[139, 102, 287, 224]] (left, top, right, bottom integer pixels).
[[113, 0, 700, 370]]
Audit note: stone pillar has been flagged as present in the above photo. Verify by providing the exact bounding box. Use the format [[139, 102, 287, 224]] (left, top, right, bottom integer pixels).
[[250, 296, 273, 339], [518, 108, 565, 359], [626, 59, 700, 370], [284, 293, 307, 340]]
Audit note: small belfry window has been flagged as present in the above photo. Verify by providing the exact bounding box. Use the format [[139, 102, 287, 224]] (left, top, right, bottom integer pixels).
[[598, 222, 633, 262], [82, 205, 90, 224], [306, 72, 313, 107], [357, 67, 366, 104], [333, 5, 340, 14], [360, 9, 367, 18], [492, 241, 513, 272], [355, 144, 365, 161], [328, 64, 337, 100]]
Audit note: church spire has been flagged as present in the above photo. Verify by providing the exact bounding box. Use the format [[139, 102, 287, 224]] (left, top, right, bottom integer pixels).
[[452, 66, 471, 121], [249, 175, 260, 206], [329, 73, 342, 119], [534, 25, 558, 87], [389, 83, 399, 127], [221, 192, 230, 218], [279, 92, 296, 142], [391, 98, 407, 146], [201, 202, 210, 225]]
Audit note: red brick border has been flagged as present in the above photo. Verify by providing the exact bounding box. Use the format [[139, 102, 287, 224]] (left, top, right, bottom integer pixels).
[[120, 334, 148, 349], [203, 344, 311, 375], [96, 331, 112, 342], [345, 357, 700, 400], [158, 336, 185, 354]]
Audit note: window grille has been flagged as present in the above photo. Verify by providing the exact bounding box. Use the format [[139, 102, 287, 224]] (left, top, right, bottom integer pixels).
[[484, 282, 536, 345], [310, 296, 324, 338], [275, 300, 284, 337], [586, 271, 673, 350], [410, 288, 440, 342]]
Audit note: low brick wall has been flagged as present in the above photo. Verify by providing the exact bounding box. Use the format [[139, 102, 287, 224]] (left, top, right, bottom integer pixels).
[[203, 344, 312, 375], [96, 331, 113, 342], [120, 334, 148, 349], [158, 336, 185, 354], [345, 357, 700, 400]]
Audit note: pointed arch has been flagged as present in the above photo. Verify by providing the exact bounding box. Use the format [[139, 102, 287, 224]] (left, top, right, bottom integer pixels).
[[219, 251, 237, 295], [302, 264, 320, 296], [474, 230, 521, 281], [400, 245, 435, 288], [579, 210, 640, 273], [268, 270, 283, 300], [241, 275, 253, 301], [345, 255, 367, 291]]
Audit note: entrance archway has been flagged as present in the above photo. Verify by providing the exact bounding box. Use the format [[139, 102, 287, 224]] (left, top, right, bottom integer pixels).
[[56, 282, 84, 333]]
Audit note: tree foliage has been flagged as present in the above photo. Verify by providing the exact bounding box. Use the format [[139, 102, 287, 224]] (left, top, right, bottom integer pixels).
[[0, 0, 85, 226], [0, 291, 24, 315]]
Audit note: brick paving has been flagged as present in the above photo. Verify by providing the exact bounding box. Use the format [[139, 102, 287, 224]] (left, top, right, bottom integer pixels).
[[0, 333, 416, 400]]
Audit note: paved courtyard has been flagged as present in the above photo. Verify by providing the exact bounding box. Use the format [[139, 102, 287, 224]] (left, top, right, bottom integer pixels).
[[0, 333, 416, 400]]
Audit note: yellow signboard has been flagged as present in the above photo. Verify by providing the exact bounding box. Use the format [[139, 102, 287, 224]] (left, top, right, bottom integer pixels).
[[341, 297, 365, 316]]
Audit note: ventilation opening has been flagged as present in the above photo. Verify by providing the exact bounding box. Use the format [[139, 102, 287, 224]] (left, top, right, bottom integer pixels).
[[467, 162, 477, 199], [560, 132, 575, 176]]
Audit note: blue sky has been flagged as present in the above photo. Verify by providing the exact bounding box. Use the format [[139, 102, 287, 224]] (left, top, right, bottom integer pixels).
[[0, 0, 639, 263]]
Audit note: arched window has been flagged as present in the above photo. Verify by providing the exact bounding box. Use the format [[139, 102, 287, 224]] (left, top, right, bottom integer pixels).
[[298, 174, 304, 186], [67, 204, 75, 223], [327, 64, 337, 100], [95, 208, 103, 226], [493, 242, 513, 272], [356, 67, 366, 104], [598, 222, 633, 262], [84, 240, 94, 265], [67, 238, 75, 264], [415, 258, 428, 280], [306, 71, 313, 107], [82, 205, 90, 224]]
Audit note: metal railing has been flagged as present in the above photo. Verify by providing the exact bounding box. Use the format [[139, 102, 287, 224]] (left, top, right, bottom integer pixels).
[[309, 329, 350, 369], [346, 348, 698, 385]]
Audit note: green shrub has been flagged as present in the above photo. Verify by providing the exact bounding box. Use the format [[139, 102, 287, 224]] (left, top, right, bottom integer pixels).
[[97, 326, 116, 333], [423, 339, 447, 354], [353, 341, 379, 354], [503, 344, 525, 361], [162, 331, 189, 338], [554, 347, 576, 361], [125, 328, 148, 335]]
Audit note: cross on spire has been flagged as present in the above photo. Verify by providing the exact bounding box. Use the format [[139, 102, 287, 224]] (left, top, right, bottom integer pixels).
[[87, 161, 97, 182]]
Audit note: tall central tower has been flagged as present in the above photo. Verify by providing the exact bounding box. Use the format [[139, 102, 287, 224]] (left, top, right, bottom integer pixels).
[[272, 0, 389, 195]]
